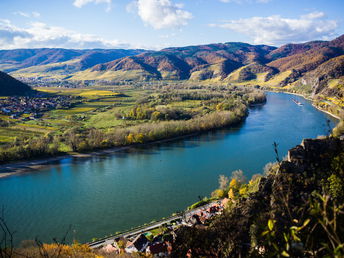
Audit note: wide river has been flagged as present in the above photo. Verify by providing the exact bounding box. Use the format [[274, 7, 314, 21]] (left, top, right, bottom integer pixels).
[[0, 92, 338, 245]]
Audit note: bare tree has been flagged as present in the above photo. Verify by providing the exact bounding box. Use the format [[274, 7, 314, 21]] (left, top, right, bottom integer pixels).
[[0, 207, 14, 258]]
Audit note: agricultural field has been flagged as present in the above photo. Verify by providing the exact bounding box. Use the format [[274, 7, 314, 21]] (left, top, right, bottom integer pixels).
[[0, 86, 144, 145], [0, 82, 266, 163]]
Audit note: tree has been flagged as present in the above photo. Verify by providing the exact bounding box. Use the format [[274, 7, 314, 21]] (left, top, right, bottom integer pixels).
[[219, 175, 229, 190], [231, 170, 246, 184]]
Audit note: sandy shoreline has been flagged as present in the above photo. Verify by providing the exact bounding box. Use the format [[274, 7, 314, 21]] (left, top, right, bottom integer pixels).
[[0, 133, 199, 179]]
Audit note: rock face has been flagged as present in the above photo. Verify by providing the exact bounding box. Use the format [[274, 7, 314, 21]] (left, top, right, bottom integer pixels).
[[282, 138, 344, 174], [299, 55, 344, 98], [172, 136, 344, 257]]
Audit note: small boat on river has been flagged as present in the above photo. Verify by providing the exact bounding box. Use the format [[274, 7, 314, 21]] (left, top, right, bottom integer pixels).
[[292, 98, 303, 106]]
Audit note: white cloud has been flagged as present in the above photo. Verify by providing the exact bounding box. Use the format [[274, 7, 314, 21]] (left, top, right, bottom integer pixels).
[[0, 19, 134, 49], [211, 12, 338, 45], [130, 0, 192, 29], [32, 12, 41, 18], [73, 0, 112, 11], [13, 11, 41, 18]]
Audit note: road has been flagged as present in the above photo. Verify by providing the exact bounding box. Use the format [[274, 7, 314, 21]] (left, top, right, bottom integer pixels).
[[87, 200, 221, 249]]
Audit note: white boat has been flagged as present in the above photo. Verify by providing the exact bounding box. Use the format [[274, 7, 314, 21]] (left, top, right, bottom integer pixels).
[[292, 99, 303, 106]]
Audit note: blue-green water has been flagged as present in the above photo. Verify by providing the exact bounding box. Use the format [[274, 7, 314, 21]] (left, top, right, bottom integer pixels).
[[0, 92, 337, 245]]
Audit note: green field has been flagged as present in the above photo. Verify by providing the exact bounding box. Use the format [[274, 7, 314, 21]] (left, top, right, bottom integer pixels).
[[0, 83, 266, 162]]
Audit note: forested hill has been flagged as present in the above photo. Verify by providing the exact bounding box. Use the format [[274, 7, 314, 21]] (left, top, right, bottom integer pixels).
[[0, 71, 33, 96]]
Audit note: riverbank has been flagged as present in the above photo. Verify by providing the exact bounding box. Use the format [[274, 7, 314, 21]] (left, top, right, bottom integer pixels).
[[266, 89, 342, 120], [0, 132, 203, 178], [1, 92, 337, 246]]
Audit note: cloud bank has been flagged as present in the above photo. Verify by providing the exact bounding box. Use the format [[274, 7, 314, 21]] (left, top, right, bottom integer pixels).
[[13, 11, 41, 18], [211, 12, 338, 45], [0, 19, 131, 49], [131, 0, 192, 29]]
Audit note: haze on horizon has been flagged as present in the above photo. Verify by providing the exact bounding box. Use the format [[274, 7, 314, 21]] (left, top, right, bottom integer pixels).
[[0, 0, 343, 50]]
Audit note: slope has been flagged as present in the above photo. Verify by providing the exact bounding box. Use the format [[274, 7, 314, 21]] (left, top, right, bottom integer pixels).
[[72, 42, 275, 81], [0, 71, 34, 96]]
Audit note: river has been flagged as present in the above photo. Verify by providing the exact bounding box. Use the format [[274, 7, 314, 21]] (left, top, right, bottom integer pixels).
[[0, 92, 338, 245]]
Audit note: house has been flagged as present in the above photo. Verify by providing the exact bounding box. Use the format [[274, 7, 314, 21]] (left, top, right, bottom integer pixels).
[[102, 244, 118, 254], [125, 234, 150, 253], [146, 242, 167, 256], [188, 214, 201, 225]]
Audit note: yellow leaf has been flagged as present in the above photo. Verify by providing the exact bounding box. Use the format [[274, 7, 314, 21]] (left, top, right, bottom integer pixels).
[[303, 218, 311, 227], [268, 219, 274, 231]]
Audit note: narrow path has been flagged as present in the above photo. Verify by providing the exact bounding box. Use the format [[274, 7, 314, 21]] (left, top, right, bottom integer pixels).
[[87, 201, 220, 249]]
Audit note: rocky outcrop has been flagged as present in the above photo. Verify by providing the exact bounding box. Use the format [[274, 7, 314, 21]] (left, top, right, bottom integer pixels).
[[277, 138, 344, 175]]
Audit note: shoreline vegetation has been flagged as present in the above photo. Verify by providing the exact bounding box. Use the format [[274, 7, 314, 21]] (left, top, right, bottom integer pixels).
[[0, 132, 203, 179], [0, 86, 266, 177], [267, 89, 342, 120], [169, 136, 344, 257], [0, 83, 341, 178], [264, 84, 343, 119]]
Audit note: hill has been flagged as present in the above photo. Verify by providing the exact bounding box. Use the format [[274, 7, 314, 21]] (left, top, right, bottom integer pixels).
[[171, 137, 344, 257], [0, 71, 33, 96], [0, 48, 147, 79], [71, 43, 275, 81], [1, 35, 344, 114]]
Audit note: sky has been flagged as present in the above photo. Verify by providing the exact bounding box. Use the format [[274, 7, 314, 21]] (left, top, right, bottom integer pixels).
[[0, 0, 343, 50]]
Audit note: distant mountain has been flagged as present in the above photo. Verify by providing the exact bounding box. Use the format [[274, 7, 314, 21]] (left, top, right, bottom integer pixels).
[[297, 55, 344, 99], [0, 71, 33, 96], [70, 36, 344, 88], [72, 42, 275, 81], [0, 48, 147, 79], [1, 35, 344, 105]]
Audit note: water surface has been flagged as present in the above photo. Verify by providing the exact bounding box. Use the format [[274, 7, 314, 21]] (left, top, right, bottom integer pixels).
[[0, 92, 337, 245]]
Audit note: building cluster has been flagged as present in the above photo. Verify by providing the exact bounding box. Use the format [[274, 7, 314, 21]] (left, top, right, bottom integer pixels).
[[0, 96, 74, 120], [98, 199, 227, 257], [16, 77, 80, 88]]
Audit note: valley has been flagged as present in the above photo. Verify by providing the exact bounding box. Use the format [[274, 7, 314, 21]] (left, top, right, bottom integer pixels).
[[0, 34, 343, 257]]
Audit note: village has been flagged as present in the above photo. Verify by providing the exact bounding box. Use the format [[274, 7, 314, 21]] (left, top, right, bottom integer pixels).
[[0, 95, 75, 120], [16, 77, 81, 88], [93, 198, 229, 257]]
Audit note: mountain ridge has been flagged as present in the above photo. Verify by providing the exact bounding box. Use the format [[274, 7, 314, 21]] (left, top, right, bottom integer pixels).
[[1, 35, 343, 114]]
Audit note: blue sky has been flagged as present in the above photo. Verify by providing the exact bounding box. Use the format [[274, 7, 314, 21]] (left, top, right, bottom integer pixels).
[[0, 0, 343, 50]]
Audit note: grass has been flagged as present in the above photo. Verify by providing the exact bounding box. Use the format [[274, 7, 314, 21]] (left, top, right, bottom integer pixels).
[[31, 86, 148, 131], [78, 90, 119, 97], [71, 69, 151, 81], [0, 83, 257, 151], [0, 127, 42, 144], [226, 66, 246, 82]]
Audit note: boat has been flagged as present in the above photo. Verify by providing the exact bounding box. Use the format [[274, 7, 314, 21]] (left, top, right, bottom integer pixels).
[[292, 98, 303, 106]]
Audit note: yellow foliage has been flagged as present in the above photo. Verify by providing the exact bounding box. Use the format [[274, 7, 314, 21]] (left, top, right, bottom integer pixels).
[[228, 188, 235, 199], [239, 186, 248, 196], [126, 133, 135, 144], [135, 133, 144, 143], [79, 90, 118, 97], [126, 133, 145, 144], [211, 189, 225, 198], [229, 178, 238, 189], [41, 243, 95, 257]]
